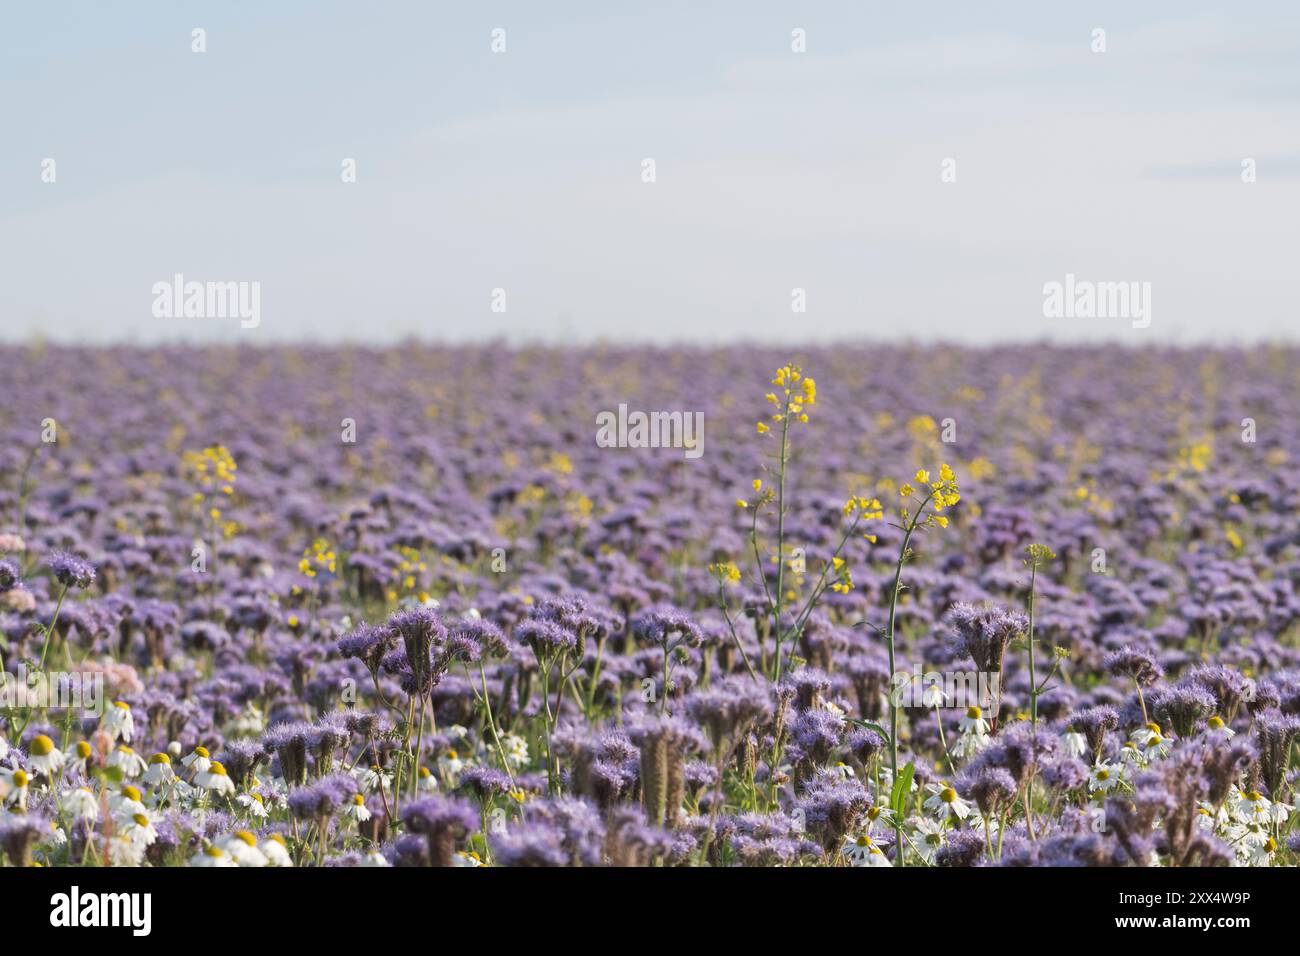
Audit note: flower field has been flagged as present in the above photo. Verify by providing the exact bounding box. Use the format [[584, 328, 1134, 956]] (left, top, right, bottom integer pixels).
[[1, 343, 1298, 868]]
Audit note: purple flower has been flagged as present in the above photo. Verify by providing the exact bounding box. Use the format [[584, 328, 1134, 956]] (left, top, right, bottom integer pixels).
[[47, 551, 96, 589]]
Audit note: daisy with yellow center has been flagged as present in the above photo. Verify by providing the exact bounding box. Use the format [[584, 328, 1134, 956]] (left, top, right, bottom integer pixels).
[[195, 760, 236, 795], [27, 734, 65, 776]]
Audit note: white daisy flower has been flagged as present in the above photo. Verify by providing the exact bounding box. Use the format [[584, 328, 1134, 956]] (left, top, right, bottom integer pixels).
[[111, 784, 148, 817], [358, 765, 392, 792], [219, 831, 269, 867], [190, 844, 237, 867], [62, 786, 100, 821], [26, 734, 65, 776], [1228, 788, 1271, 822], [143, 752, 175, 786], [122, 811, 158, 847], [923, 781, 970, 821], [236, 791, 270, 819], [861, 804, 895, 835], [181, 745, 212, 775], [101, 701, 134, 742], [417, 766, 439, 792], [260, 833, 293, 867], [1061, 729, 1088, 759], [108, 834, 146, 867], [910, 816, 946, 864], [1203, 715, 1235, 741], [64, 740, 93, 775], [952, 728, 991, 759], [920, 680, 948, 709], [107, 745, 146, 778], [0, 767, 31, 810], [437, 749, 465, 780], [1088, 761, 1123, 793], [959, 705, 988, 735], [194, 761, 236, 795], [842, 833, 891, 867], [1118, 741, 1148, 767], [1130, 722, 1172, 757], [362, 851, 391, 867], [345, 793, 372, 822], [1242, 837, 1274, 868]]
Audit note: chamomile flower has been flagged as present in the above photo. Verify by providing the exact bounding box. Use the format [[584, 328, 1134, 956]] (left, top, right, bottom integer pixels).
[[842, 833, 891, 867], [437, 749, 465, 780], [923, 781, 970, 821], [108, 834, 146, 867], [112, 784, 148, 817], [1, 767, 30, 809], [920, 681, 948, 709], [236, 791, 270, 819], [1203, 715, 1235, 741], [416, 766, 438, 792], [102, 701, 134, 742], [107, 745, 146, 778], [64, 740, 93, 775], [1088, 761, 1123, 793], [181, 745, 212, 775], [61, 786, 100, 821], [26, 734, 65, 776], [910, 816, 946, 864], [345, 793, 373, 822], [260, 833, 293, 867], [1061, 728, 1088, 759], [959, 706, 989, 736], [362, 851, 391, 867], [861, 804, 896, 835], [190, 844, 237, 867], [1130, 722, 1173, 759], [195, 761, 236, 795], [453, 850, 484, 867], [121, 812, 158, 847], [219, 830, 268, 867], [1197, 802, 1231, 831], [1241, 835, 1278, 867], [1118, 740, 1148, 767], [951, 727, 990, 759], [358, 764, 392, 792], [142, 752, 174, 786]]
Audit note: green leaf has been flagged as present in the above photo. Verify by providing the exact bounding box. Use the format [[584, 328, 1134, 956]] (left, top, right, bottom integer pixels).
[[890, 761, 915, 817]]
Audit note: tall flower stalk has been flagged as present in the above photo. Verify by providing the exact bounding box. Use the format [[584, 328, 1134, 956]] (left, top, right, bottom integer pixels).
[[881, 465, 961, 862]]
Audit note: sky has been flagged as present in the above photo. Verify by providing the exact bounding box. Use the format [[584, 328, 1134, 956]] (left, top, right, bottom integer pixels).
[[2, 1, 1299, 346]]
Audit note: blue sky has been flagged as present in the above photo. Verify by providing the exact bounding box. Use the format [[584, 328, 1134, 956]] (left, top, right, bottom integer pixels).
[[3, 1, 1299, 345]]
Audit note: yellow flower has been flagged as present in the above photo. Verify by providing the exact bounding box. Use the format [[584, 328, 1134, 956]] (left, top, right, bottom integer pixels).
[[709, 562, 742, 584], [915, 469, 930, 484], [737, 499, 749, 508], [939, 463, 954, 482], [899, 484, 915, 497], [752, 479, 762, 493], [756, 422, 769, 434]]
